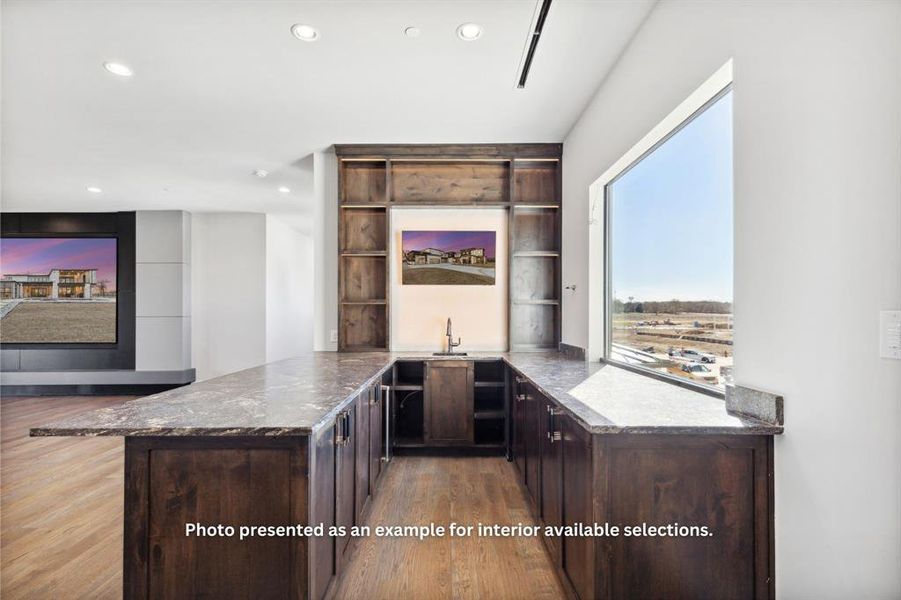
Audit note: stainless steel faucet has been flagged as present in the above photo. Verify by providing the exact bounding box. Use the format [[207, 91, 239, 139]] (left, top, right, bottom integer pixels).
[[446, 318, 461, 353]]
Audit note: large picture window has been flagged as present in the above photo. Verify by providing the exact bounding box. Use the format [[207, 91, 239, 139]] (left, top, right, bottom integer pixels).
[[607, 89, 733, 390]]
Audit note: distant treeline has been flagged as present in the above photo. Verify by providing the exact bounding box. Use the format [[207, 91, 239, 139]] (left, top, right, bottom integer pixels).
[[613, 299, 733, 314]]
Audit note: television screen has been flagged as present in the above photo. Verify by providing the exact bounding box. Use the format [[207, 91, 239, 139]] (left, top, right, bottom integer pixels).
[[0, 237, 118, 343]]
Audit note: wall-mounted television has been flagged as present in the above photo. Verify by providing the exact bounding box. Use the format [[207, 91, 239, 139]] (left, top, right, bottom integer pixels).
[[0, 237, 118, 343]]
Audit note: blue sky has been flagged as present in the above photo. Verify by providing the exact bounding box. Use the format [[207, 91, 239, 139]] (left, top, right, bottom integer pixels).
[[610, 90, 733, 302]]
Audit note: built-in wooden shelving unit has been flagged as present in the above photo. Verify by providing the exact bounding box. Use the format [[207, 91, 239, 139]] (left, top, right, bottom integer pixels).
[[335, 144, 562, 352]]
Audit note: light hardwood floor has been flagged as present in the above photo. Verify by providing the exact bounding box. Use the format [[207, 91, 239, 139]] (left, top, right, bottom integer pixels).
[[1, 396, 565, 600], [331, 454, 566, 600], [1, 395, 130, 599]]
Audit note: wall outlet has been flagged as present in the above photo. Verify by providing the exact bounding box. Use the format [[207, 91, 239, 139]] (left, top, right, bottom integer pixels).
[[329, 329, 338, 343]]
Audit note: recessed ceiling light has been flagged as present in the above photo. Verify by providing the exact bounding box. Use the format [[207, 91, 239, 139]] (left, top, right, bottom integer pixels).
[[291, 24, 320, 42], [404, 26, 421, 38], [278, 186, 291, 194], [253, 169, 269, 178], [103, 62, 133, 77], [456, 23, 482, 41], [86, 186, 103, 194]]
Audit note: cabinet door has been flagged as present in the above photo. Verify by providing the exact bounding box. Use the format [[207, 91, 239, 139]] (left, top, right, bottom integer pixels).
[[562, 414, 594, 600], [310, 423, 336, 600], [512, 377, 527, 479], [424, 361, 474, 445], [335, 405, 356, 572], [524, 383, 541, 511], [368, 384, 383, 493], [355, 392, 371, 521], [540, 394, 563, 564]]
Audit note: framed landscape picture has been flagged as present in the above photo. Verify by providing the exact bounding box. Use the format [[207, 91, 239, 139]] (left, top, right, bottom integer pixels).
[[402, 230, 496, 285]]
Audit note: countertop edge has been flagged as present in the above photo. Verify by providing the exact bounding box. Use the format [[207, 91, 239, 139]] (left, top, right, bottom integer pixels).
[[30, 354, 784, 438]]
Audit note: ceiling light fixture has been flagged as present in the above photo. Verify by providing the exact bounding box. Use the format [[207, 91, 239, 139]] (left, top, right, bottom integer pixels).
[[291, 23, 320, 42], [253, 169, 269, 178], [103, 62, 133, 77], [456, 23, 482, 41], [86, 186, 103, 194], [278, 186, 291, 194], [404, 26, 421, 38]]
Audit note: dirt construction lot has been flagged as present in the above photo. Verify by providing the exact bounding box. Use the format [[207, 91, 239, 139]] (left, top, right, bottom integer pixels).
[[402, 264, 495, 285], [0, 302, 116, 343]]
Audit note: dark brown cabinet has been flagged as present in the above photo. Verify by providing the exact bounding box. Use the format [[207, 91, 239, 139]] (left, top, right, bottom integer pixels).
[[334, 403, 356, 572], [561, 412, 594, 600], [539, 392, 563, 564], [310, 425, 337, 600], [424, 361, 474, 445], [512, 377, 527, 477], [524, 383, 541, 512], [354, 392, 371, 521], [508, 370, 775, 600], [368, 384, 384, 494]]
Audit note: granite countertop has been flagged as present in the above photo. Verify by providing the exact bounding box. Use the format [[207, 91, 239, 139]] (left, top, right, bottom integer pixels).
[[30, 352, 783, 437]]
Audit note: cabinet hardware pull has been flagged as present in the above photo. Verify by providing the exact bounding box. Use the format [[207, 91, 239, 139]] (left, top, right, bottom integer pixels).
[[515, 394, 526, 402], [515, 376, 526, 384], [335, 411, 346, 446]]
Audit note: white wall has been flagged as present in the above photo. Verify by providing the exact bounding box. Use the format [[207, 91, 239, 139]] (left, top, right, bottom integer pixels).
[[563, 1, 901, 597], [191, 213, 267, 381], [390, 208, 508, 351], [313, 150, 339, 351], [266, 214, 314, 361], [135, 210, 192, 372]]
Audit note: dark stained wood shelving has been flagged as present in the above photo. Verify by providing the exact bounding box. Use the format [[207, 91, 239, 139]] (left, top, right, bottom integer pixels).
[[336, 143, 562, 353], [474, 409, 505, 420]]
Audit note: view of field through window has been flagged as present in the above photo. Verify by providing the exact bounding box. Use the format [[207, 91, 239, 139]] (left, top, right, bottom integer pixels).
[[608, 90, 733, 389]]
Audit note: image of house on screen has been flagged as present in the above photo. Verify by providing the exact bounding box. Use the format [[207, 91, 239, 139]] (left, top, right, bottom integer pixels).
[[1, 269, 98, 299], [404, 247, 487, 265]]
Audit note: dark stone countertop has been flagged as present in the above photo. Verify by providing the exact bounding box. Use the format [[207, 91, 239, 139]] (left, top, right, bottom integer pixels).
[[30, 351, 783, 437]]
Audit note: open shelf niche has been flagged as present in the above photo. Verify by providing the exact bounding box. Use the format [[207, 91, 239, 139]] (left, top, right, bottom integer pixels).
[[473, 361, 506, 447], [338, 161, 389, 350], [509, 158, 561, 351], [393, 361, 425, 447]]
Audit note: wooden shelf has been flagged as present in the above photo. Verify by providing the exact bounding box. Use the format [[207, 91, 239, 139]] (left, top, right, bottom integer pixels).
[[391, 160, 510, 204], [513, 160, 558, 204], [394, 437, 426, 448], [341, 300, 386, 306], [513, 251, 559, 257], [512, 299, 559, 305], [394, 383, 423, 392], [340, 160, 386, 204], [340, 251, 387, 257], [474, 381, 505, 388], [474, 410, 505, 420]]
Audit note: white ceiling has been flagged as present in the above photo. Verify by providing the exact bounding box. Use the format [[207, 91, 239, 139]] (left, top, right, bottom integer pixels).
[[1, 0, 654, 231]]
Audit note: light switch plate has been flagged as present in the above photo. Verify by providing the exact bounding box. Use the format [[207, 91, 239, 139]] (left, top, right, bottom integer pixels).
[[330, 329, 338, 343], [879, 310, 901, 359]]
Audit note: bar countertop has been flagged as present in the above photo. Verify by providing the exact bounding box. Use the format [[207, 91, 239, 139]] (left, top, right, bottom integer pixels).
[[30, 352, 783, 437]]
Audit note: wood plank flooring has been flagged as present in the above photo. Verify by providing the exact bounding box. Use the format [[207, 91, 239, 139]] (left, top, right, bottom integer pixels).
[[1, 395, 131, 599], [331, 454, 566, 600], [1, 396, 565, 600]]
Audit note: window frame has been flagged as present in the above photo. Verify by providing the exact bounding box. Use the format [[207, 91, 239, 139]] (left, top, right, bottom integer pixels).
[[602, 84, 734, 397]]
